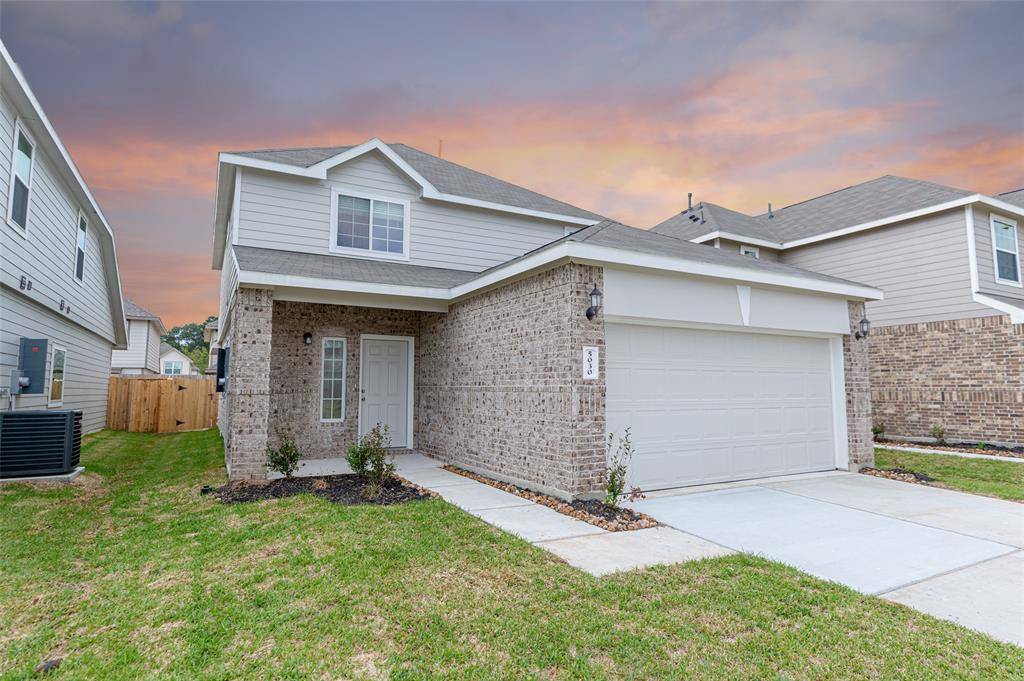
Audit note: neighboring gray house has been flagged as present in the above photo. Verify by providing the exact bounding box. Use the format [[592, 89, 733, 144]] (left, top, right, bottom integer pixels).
[[653, 176, 1024, 446], [110, 298, 164, 375], [210, 138, 880, 497], [202, 317, 219, 375], [0, 40, 127, 434]]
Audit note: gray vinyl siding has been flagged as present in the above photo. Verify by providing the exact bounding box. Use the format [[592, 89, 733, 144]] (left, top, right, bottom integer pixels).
[[0, 290, 112, 433], [111, 319, 159, 373], [974, 206, 1024, 301], [780, 209, 994, 325], [234, 150, 572, 272], [0, 91, 116, 344], [716, 238, 780, 262]]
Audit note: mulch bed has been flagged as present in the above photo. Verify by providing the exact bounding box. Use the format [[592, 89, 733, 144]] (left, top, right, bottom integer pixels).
[[861, 467, 936, 485], [211, 474, 434, 505], [876, 439, 1024, 459], [442, 465, 658, 532]]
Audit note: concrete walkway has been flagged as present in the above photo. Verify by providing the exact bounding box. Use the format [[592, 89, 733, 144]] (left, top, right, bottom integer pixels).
[[392, 454, 732, 575], [630, 473, 1024, 646]]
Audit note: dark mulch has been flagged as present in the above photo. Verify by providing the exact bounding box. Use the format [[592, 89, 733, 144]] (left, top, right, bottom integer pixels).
[[212, 474, 432, 505], [876, 439, 1024, 459], [443, 465, 658, 531]]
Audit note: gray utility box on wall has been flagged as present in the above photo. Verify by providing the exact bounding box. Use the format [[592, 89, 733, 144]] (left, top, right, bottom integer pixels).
[[16, 338, 48, 395]]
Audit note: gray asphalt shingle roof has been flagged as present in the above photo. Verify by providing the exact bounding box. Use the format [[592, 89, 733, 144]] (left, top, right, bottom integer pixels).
[[123, 298, 161, 322], [652, 176, 977, 245], [652, 202, 783, 242], [234, 221, 872, 293], [998, 188, 1024, 209], [233, 245, 479, 288], [228, 142, 603, 222]]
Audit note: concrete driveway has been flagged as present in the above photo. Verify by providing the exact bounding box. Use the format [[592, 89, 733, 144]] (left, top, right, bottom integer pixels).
[[630, 472, 1024, 646]]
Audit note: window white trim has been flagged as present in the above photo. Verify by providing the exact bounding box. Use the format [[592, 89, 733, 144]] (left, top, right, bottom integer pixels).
[[73, 209, 88, 285], [739, 244, 760, 258], [990, 213, 1022, 287], [48, 345, 67, 407], [320, 336, 348, 423], [357, 334, 414, 448], [162, 360, 184, 375], [6, 118, 36, 236], [328, 186, 411, 262]]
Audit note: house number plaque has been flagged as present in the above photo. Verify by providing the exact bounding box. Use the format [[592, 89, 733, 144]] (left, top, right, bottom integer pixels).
[[582, 346, 599, 380]]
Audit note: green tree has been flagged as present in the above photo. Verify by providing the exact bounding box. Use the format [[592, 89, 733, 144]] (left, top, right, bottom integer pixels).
[[162, 315, 217, 354]]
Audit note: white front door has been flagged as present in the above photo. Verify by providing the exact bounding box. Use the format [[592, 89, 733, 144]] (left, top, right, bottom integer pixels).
[[606, 323, 836, 491], [359, 337, 411, 447]]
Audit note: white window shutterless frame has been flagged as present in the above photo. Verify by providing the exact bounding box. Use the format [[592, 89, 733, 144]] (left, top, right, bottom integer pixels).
[[48, 346, 67, 406], [74, 210, 88, 283], [328, 187, 411, 261], [7, 121, 35, 233], [320, 337, 347, 422], [992, 215, 1021, 286]]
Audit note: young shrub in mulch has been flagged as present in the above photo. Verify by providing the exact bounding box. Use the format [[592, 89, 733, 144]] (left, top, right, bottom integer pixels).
[[212, 474, 432, 506], [442, 466, 658, 532], [266, 431, 301, 478], [345, 424, 395, 500]]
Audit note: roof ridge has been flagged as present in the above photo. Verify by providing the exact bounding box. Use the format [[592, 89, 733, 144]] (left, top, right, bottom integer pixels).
[[225, 144, 352, 155]]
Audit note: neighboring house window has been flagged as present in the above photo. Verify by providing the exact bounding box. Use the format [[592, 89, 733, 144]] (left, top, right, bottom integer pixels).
[[320, 337, 347, 421], [739, 245, 760, 258], [75, 211, 88, 282], [48, 346, 67, 406], [163, 361, 183, 375], [7, 122, 35, 231], [992, 215, 1021, 285], [330, 189, 409, 259]]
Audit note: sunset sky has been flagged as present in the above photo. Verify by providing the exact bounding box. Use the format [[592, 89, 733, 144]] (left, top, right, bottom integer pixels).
[[2, 1, 1022, 326]]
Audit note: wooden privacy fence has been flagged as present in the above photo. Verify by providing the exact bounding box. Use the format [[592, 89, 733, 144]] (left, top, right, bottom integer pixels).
[[107, 376, 218, 433]]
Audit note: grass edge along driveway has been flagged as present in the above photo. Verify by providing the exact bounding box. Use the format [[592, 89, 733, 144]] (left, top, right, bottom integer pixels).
[[1, 429, 1021, 679], [874, 448, 1024, 502]]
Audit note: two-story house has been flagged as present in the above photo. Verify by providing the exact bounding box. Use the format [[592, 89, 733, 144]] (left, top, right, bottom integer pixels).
[[110, 298, 164, 375], [0, 41, 126, 434], [652, 176, 1024, 447], [159, 343, 199, 376], [211, 138, 882, 498]]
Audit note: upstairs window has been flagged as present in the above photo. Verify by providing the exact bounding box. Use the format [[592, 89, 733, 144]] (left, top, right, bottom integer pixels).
[[7, 123, 35, 231], [739, 244, 760, 258], [75, 211, 88, 282], [330, 189, 409, 259], [992, 215, 1020, 286]]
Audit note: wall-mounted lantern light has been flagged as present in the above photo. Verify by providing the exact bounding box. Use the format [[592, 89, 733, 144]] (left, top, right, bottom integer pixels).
[[303, 332, 313, 345], [854, 317, 871, 340], [585, 286, 603, 320]]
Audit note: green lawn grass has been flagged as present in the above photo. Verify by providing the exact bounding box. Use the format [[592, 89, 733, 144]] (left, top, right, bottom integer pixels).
[[1, 430, 1021, 679], [874, 448, 1024, 502]]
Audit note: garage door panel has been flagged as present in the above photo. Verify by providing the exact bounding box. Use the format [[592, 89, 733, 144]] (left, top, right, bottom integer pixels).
[[607, 323, 837, 490]]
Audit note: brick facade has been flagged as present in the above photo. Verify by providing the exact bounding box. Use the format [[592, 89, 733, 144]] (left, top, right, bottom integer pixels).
[[224, 287, 274, 480], [870, 315, 1024, 445], [844, 301, 874, 467], [417, 263, 606, 498]]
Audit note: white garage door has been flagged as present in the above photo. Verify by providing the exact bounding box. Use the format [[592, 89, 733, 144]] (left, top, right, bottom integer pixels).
[[606, 323, 836, 490]]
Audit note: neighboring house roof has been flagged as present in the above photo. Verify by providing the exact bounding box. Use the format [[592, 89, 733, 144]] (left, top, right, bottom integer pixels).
[[998, 188, 1024, 209], [228, 142, 604, 222], [123, 298, 166, 334], [653, 175, 1022, 248], [1, 40, 128, 348], [159, 342, 175, 355], [231, 220, 882, 302]]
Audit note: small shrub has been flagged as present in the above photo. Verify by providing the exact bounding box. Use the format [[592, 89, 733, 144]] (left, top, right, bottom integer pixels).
[[871, 424, 886, 442], [266, 432, 301, 478], [977, 442, 987, 451], [346, 424, 394, 498], [604, 428, 637, 508], [930, 425, 947, 446]]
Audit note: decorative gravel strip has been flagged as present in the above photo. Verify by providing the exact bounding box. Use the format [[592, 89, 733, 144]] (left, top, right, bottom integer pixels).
[[876, 440, 1023, 459], [213, 474, 433, 505], [861, 467, 936, 486], [442, 465, 658, 532]]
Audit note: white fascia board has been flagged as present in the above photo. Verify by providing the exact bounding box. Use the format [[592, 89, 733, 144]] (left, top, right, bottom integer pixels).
[[237, 268, 452, 300], [973, 293, 1024, 323], [977, 196, 1024, 219], [1, 39, 127, 347], [423, 191, 599, 226], [691, 231, 783, 249], [450, 243, 572, 299]]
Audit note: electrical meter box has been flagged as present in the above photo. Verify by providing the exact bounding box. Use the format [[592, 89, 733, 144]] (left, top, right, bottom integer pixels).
[[17, 338, 48, 395]]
